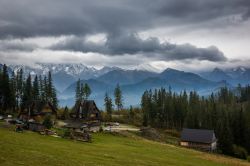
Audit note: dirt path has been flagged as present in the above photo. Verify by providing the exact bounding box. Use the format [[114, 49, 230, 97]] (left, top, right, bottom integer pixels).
[[104, 124, 140, 132]]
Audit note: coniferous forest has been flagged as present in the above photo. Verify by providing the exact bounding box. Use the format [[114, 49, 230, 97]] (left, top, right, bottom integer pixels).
[[141, 86, 250, 158], [0, 64, 58, 114]]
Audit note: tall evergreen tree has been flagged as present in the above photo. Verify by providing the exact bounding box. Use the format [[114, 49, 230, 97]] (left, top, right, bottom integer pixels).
[[16, 69, 24, 108], [114, 84, 123, 111], [9, 71, 17, 111], [21, 74, 33, 114], [32, 75, 40, 102], [1, 64, 13, 112], [39, 75, 45, 101], [83, 83, 91, 99], [104, 92, 113, 120], [216, 109, 233, 155], [75, 79, 81, 102]]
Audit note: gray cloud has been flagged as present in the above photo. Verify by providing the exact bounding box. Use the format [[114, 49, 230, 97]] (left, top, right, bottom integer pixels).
[[0, 40, 37, 52], [0, 0, 249, 68], [50, 34, 227, 62], [0, 0, 249, 39]]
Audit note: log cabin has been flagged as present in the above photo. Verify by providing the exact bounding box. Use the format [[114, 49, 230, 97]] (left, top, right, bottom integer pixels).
[[19, 101, 57, 122], [180, 128, 217, 151]]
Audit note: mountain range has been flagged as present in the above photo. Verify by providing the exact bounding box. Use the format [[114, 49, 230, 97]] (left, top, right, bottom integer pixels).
[[4, 63, 250, 108]]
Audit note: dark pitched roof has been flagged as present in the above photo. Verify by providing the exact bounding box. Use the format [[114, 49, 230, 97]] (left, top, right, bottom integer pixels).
[[75, 100, 100, 113], [181, 128, 217, 144]]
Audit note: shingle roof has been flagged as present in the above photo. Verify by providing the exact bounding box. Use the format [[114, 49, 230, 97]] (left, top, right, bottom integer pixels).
[[181, 128, 217, 144]]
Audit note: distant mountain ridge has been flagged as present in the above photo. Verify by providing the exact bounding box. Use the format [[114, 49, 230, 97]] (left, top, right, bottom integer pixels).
[[4, 63, 250, 108], [61, 68, 228, 108], [200, 66, 250, 86], [8, 63, 122, 92]]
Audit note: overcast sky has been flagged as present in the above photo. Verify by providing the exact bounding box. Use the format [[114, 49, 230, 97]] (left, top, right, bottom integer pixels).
[[0, 0, 249, 72]]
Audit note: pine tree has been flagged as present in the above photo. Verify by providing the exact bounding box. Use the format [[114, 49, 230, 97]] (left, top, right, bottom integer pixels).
[[0, 67, 3, 113], [1, 64, 13, 112], [83, 83, 91, 99], [21, 74, 33, 113], [32, 75, 40, 102], [43, 76, 48, 102], [114, 84, 123, 111], [51, 87, 58, 108], [9, 71, 17, 111], [75, 79, 81, 102], [216, 109, 233, 155], [47, 72, 58, 108], [39, 75, 45, 101], [47, 71, 53, 102], [104, 92, 113, 120], [129, 105, 135, 123], [16, 69, 24, 109]]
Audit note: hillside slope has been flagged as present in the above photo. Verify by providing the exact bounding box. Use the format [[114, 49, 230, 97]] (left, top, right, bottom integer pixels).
[[0, 128, 249, 166]]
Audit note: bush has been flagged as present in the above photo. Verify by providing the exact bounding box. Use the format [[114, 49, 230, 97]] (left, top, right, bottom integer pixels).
[[63, 129, 71, 138], [99, 126, 103, 132], [164, 129, 180, 137], [247, 156, 250, 162], [233, 145, 248, 159], [42, 115, 53, 129]]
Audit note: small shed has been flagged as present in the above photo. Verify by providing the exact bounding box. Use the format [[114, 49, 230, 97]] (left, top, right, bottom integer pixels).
[[71, 100, 101, 121], [180, 128, 217, 151]]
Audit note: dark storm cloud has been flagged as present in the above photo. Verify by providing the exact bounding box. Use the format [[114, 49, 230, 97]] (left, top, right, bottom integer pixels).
[[0, 0, 249, 38], [154, 0, 250, 23], [51, 34, 227, 62]]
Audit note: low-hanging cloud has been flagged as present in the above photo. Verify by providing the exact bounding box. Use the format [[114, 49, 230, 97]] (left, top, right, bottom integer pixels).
[[0, 40, 37, 52], [50, 34, 227, 62]]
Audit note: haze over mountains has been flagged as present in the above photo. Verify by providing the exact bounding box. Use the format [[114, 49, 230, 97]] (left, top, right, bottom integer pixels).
[[5, 63, 250, 108]]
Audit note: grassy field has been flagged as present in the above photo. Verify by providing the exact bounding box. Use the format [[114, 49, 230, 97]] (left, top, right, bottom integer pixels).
[[0, 127, 249, 166]]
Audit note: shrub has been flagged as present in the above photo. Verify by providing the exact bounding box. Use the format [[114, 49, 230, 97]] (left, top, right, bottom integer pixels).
[[99, 126, 103, 132], [63, 129, 71, 138], [42, 115, 53, 129], [233, 145, 248, 159], [164, 129, 180, 137], [247, 156, 250, 162]]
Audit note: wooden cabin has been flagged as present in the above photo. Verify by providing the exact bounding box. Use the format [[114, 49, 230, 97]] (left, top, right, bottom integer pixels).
[[71, 100, 101, 121], [19, 102, 57, 122], [180, 128, 217, 151]]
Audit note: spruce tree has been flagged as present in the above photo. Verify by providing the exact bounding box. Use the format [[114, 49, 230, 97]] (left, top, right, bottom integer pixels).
[[0, 67, 3, 113], [216, 109, 233, 155], [39, 75, 45, 101], [21, 74, 33, 113], [32, 75, 40, 102], [114, 84, 123, 111], [9, 71, 17, 111], [47, 72, 58, 108], [75, 79, 81, 102], [1, 64, 13, 112], [104, 92, 113, 120], [83, 83, 91, 100], [16, 69, 24, 109]]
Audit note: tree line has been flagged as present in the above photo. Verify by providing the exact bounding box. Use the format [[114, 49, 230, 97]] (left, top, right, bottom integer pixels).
[[0, 64, 58, 114]]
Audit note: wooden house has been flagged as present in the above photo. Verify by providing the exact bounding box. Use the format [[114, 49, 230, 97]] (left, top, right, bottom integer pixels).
[[19, 102, 57, 122], [180, 128, 217, 151], [71, 100, 101, 121]]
